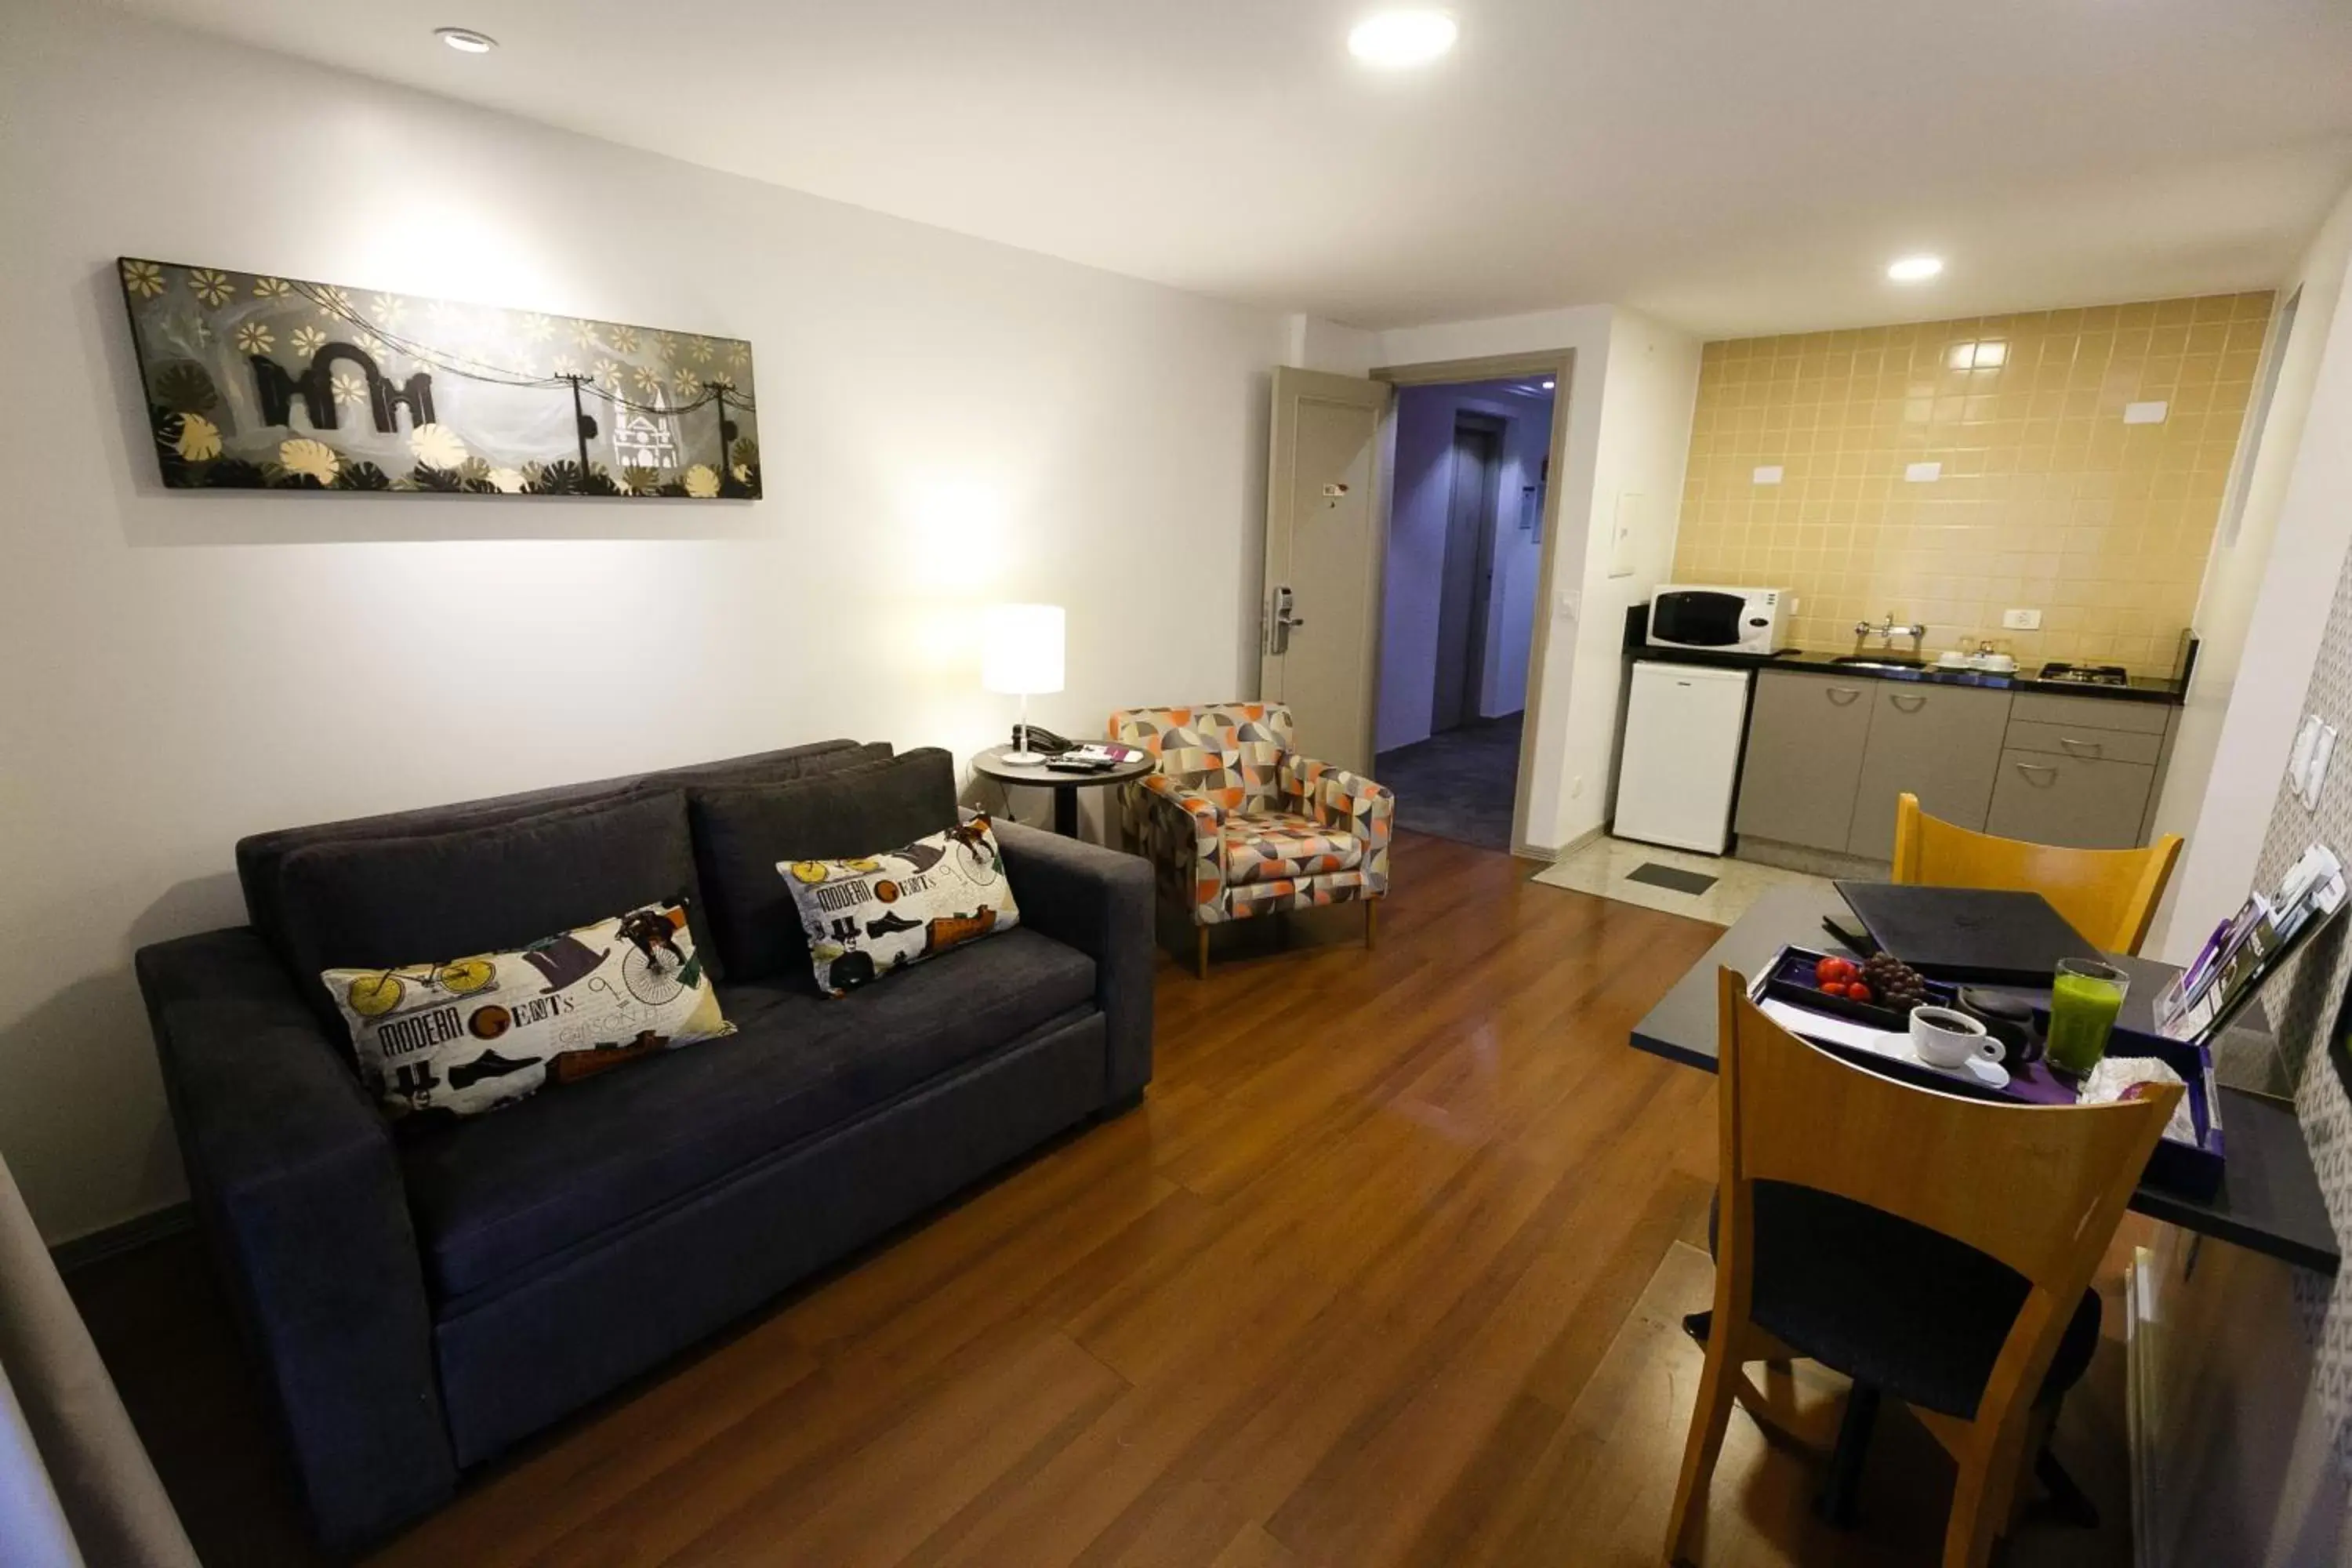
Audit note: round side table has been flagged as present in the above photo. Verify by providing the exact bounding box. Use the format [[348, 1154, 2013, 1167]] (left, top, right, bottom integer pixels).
[[971, 744, 1157, 837]]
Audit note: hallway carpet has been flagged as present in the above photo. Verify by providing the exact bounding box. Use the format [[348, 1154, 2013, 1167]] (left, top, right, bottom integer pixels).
[[1374, 713, 1523, 851]]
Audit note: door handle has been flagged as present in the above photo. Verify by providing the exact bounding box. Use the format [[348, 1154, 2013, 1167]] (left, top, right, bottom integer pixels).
[[1825, 686, 1863, 704], [1265, 586, 1307, 655], [1890, 693, 1928, 713], [2056, 736, 2103, 757], [2014, 761, 2059, 785]]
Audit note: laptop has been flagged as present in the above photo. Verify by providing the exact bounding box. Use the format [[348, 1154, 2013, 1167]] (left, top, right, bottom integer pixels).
[[1835, 882, 2103, 985]]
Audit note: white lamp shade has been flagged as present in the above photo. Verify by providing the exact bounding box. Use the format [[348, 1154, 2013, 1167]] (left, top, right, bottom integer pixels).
[[981, 603, 1065, 696]]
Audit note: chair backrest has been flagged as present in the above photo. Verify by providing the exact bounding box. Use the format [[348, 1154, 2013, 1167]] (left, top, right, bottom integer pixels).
[[1714, 968, 2176, 1413], [1891, 792, 2183, 955], [1107, 702, 1295, 812]]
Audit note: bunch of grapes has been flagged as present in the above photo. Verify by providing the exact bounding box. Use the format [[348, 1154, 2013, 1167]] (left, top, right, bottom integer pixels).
[[1861, 953, 1927, 1010]]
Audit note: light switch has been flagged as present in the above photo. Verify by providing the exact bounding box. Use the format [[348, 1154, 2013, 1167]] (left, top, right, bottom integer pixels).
[[1608, 493, 1642, 579], [2306, 725, 2336, 811], [1904, 462, 1942, 483], [2002, 608, 2042, 630], [2290, 715, 2321, 793], [1558, 590, 1581, 621], [1751, 465, 1784, 485], [2123, 401, 2169, 426]]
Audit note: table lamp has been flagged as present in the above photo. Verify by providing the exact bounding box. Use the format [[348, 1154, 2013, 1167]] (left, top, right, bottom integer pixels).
[[982, 603, 1065, 764]]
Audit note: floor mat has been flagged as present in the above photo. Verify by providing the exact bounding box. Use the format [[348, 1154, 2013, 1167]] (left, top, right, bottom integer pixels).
[[1626, 862, 1719, 895]]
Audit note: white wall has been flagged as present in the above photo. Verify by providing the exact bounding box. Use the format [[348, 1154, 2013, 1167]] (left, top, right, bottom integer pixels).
[[1374, 382, 1550, 753], [0, 5, 1285, 1242], [2159, 176, 2352, 962]]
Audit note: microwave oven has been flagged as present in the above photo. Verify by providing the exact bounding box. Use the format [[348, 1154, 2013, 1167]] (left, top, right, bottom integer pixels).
[[1647, 585, 1794, 655]]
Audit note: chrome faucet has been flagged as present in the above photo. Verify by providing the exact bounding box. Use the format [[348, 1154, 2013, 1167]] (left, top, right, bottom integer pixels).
[[1853, 613, 1927, 657]]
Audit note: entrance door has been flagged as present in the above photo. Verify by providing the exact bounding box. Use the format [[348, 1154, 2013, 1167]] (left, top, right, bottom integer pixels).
[[1261, 367, 1390, 775], [1431, 413, 1503, 735]]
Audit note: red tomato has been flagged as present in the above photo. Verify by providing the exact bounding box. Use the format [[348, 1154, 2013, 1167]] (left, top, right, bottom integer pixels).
[[1814, 956, 1857, 986], [1847, 982, 1874, 1005]]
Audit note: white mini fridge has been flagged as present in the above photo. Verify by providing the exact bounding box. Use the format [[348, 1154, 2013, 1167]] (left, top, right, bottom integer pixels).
[[1612, 661, 1753, 855]]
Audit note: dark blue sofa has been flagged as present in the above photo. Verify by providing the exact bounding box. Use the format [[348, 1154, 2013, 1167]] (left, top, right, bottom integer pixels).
[[134, 740, 1153, 1554]]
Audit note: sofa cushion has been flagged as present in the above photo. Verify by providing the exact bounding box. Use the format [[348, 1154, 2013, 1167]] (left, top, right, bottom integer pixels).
[[688, 748, 959, 983], [400, 927, 1098, 1300], [784, 812, 1022, 996], [278, 791, 705, 1036], [238, 739, 877, 973], [323, 901, 734, 1120]]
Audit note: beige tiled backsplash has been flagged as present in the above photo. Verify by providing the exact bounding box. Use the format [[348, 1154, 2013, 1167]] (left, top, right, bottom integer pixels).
[[1673, 292, 2272, 671]]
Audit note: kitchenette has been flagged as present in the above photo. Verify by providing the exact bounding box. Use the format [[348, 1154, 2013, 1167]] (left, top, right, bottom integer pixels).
[[1614, 587, 2191, 867], [1606, 298, 2259, 871]]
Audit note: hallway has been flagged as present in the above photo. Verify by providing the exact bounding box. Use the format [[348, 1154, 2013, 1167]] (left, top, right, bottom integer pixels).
[[1374, 713, 1523, 851]]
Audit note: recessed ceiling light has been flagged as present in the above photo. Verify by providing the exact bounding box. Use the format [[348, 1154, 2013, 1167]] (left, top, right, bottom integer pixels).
[[1541, 379, 1556, 390], [435, 27, 497, 54], [1348, 11, 1458, 68], [1887, 255, 1944, 282]]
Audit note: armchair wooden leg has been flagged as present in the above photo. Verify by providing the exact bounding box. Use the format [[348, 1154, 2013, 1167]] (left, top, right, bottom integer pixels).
[[1196, 924, 1210, 981], [1363, 901, 1377, 950]]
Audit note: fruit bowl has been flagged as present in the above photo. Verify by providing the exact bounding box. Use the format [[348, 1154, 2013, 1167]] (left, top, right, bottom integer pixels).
[[1759, 945, 1961, 1033]]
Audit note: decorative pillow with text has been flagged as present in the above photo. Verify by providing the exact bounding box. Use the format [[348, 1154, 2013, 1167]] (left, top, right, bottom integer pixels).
[[780, 814, 1022, 996], [322, 902, 732, 1118]]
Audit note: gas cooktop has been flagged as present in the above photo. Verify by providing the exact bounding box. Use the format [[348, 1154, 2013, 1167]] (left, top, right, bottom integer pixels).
[[2037, 662, 2131, 687]]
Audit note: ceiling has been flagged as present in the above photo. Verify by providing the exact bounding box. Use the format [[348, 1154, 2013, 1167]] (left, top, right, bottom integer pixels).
[[118, 0, 2352, 336]]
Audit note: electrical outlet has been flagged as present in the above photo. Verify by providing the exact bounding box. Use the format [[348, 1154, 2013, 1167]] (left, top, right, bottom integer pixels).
[[2002, 608, 2042, 630]]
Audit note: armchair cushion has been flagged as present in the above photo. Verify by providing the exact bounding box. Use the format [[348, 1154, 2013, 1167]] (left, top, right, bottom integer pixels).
[[1223, 811, 1363, 885]]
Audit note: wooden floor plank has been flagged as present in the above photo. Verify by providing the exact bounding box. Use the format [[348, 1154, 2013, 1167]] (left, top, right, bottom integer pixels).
[[67, 831, 2138, 1568]]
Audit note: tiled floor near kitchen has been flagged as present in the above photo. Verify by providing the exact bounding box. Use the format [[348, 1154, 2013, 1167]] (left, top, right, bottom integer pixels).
[[1533, 834, 1835, 924]]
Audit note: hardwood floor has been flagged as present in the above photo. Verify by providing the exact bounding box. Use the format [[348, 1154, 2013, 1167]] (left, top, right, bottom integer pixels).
[[71, 832, 2138, 1566]]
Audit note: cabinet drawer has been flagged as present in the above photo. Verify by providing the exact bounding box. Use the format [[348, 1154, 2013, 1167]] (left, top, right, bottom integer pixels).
[[2002, 720, 2165, 767], [2009, 691, 2172, 735], [1986, 750, 2155, 851]]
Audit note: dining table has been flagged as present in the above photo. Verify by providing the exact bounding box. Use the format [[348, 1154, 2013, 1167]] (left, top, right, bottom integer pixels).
[[1629, 883, 2339, 1276]]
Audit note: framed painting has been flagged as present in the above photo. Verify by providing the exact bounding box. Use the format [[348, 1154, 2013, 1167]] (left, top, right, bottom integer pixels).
[[117, 257, 759, 499]]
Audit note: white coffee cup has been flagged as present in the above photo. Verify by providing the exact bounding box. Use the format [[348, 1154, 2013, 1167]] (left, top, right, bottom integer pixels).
[[1911, 1005, 2003, 1070]]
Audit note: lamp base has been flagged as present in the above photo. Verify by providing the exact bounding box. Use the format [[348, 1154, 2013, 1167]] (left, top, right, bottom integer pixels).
[[1001, 749, 1046, 766]]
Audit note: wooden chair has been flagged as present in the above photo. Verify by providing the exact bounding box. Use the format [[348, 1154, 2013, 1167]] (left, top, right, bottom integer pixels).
[[1665, 969, 2180, 1568], [1892, 792, 2183, 955]]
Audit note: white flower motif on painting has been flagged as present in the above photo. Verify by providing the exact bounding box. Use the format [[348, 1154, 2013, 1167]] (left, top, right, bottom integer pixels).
[[172, 413, 222, 462], [673, 367, 701, 397], [189, 268, 234, 307], [409, 423, 469, 470], [314, 285, 355, 317], [568, 318, 599, 348], [592, 359, 622, 387], [550, 355, 583, 380], [121, 260, 165, 298], [252, 276, 292, 299], [370, 294, 406, 329], [684, 464, 721, 499], [608, 325, 639, 354], [331, 369, 368, 410], [706, 371, 735, 390], [291, 326, 328, 359], [234, 322, 275, 356], [520, 313, 554, 343], [279, 437, 340, 484], [689, 336, 713, 364], [728, 339, 748, 368], [485, 467, 527, 495], [630, 365, 664, 398]]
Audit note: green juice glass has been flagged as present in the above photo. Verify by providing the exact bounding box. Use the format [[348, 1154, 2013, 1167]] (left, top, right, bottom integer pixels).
[[2047, 958, 2129, 1076]]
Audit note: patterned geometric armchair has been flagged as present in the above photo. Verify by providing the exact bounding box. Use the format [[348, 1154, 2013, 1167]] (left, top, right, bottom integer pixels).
[[1108, 702, 1394, 977]]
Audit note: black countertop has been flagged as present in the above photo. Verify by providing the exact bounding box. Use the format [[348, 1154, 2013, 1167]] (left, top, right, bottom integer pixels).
[[1630, 885, 2339, 1275], [1620, 607, 2191, 706]]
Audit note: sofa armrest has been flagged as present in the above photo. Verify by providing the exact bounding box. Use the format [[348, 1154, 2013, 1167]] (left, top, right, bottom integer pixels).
[[995, 822, 1156, 1102], [1281, 754, 1396, 892], [136, 928, 455, 1552]]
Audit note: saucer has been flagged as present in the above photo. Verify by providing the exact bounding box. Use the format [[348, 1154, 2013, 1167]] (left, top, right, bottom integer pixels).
[[1914, 1051, 2009, 1089]]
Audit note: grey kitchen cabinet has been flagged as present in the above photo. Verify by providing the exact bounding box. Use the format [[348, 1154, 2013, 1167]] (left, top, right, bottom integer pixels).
[[1733, 670, 1874, 851], [1987, 750, 2158, 851], [1845, 684, 2014, 858]]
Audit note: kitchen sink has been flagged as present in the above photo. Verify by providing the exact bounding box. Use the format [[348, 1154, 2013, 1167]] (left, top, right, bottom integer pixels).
[[1831, 654, 1928, 670]]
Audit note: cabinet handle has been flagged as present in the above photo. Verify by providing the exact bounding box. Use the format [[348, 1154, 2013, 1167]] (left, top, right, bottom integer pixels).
[[2056, 736, 2103, 757], [1826, 686, 1863, 704], [2014, 761, 2059, 785], [1889, 693, 1928, 713]]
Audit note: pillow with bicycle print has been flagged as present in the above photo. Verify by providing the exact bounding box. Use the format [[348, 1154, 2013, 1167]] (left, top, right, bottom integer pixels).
[[781, 813, 1022, 997], [321, 902, 733, 1120]]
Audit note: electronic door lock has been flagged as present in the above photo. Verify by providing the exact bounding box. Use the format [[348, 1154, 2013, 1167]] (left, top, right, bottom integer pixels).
[[1265, 585, 1307, 655]]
